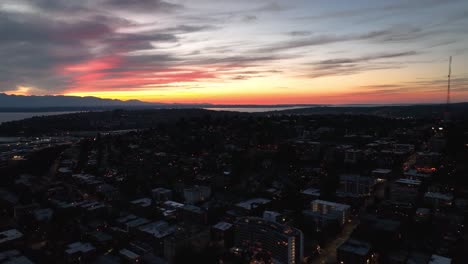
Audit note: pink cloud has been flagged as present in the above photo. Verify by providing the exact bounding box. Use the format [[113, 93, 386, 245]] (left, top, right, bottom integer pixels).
[[58, 55, 218, 93]]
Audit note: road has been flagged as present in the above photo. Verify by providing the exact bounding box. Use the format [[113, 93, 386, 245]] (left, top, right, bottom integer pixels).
[[311, 217, 359, 264]]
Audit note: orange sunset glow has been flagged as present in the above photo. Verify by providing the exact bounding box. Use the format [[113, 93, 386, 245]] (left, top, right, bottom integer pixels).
[[1, 0, 468, 104]]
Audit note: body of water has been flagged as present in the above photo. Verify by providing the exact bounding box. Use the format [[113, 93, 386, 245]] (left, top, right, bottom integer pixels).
[[0, 111, 79, 124], [0, 107, 302, 125], [205, 106, 308, 113], [0, 137, 21, 143]]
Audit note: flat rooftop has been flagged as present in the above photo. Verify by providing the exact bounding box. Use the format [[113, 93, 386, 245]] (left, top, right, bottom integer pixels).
[[152, 187, 171, 193], [312, 200, 350, 211], [125, 217, 150, 228], [424, 192, 453, 201], [138, 221, 176, 239], [405, 169, 431, 178], [0, 250, 34, 264], [301, 188, 320, 196], [372, 169, 392, 174], [182, 204, 204, 214], [416, 208, 431, 214], [264, 210, 281, 218], [429, 255, 452, 264], [236, 217, 301, 237], [338, 239, 370, 256], [395, 178, 421, 186], [236, 198, 271, 210], [163, 200, 184, 209], [34, 208, 53, 221], [65, 242, 95, 254], [0, 229, 23, 244], [131, 198, 152, 207], [116, 214, 137, 224], [213, 221, 233, 231], [119, 248, 140, 260]]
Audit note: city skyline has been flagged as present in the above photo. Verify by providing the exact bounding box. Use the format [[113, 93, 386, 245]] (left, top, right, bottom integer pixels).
[[1, 0, 468, 104]]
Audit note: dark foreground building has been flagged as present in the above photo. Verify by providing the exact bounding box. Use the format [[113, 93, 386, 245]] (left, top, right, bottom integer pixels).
[[234, 217, 303, 264], [337, 239, 375, 264]]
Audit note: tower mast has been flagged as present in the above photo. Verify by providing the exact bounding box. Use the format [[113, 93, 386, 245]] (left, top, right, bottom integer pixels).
[[447, 56, 452, 106], [444, 56, 452, 122]]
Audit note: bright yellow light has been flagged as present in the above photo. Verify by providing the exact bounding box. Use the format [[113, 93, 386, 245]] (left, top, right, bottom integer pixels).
[[5, 86, 35, 96]]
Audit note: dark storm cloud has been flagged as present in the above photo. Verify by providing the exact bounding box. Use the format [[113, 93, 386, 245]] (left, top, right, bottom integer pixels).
[[297, 0, 465, 21], [27, 0, 91, 13], [253, 2, 286, 12], [306, 63, 404, 79], [0, 11, 126, 45], [254, 30, 391, 54], [410, 77, 468, 91], [304, 51, 419, 79], [194, 55, 281, 65], [0, 12, 112, 92], [287, 31, 312, 37], [0, 13, 100, 91], [351, 77, 468, 98], [101, 0, 182, 12], [0, 41, 85, 92], [0, 0, 221, 93], [118, 54, 181, 70], [257, 23, 453, 56], [229, 70, 283, 80], [111, 32, 178, 43], [166, 25, 217, 33], [29, 0, 181, 13], [315, 51, 419, 65], [242, 15, 258, 22]]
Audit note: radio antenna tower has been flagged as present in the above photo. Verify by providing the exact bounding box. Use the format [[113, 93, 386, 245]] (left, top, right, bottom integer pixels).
[[444, 56, 452, 122], [447, 56, 452, 106]]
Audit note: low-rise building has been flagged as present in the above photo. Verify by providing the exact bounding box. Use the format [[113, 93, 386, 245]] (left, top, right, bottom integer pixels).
[[371, 169, 392, 180], [344, 149, 363, 164], [235, 198, 271, 215], [0, 229, 23, 249], [428, 254, 452, 264], [338, 174, 375, 197], [183, 185, 211, 205], [178, 205, 207, 225], [390, 179, 421, 204], [301, 188, 320, 205], [151, 188, 173, 202], [415, 208, 431, 223], [119, 248, 141, 263], [65, 242, 96, 263], [303, 200, 350, 231], [96, 184, 120, 201], [137, 221, 176, 252], [0, 250, 34, 264], [263, 211, 283, 223], [130, 198, 153, 217], [337, 239, 374, 264], [211, 222, 234, 248], [424, 192, 453, 208], [234, 217, 303, 264]]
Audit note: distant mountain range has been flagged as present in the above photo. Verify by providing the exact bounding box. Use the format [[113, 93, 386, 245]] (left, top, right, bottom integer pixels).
[[0, 93, 155, 109], [0, 93, 316, 111], [1, 93, 467, 117]]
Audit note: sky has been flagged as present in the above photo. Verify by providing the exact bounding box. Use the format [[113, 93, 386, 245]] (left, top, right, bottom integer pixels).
[[1, 0, 468, 105]]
